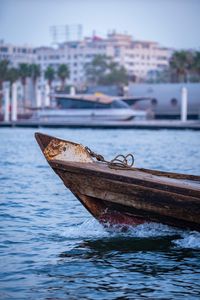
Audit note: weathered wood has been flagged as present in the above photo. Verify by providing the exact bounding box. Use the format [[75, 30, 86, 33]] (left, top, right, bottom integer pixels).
[[51, 160, 200, 198], [35, 132, 200, 231], [55, 169, 200, 224]]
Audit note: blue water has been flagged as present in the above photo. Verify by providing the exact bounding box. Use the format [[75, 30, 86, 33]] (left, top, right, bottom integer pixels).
[[0, 128, 200, 299]]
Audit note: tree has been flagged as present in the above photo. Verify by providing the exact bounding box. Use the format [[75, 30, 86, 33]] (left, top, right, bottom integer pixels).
[[45, 66, 55, 106], [57, 64, 70, 90], [193, 51, 200, 80], [0, 60, 10, 113], [29, 64, 40, 85], [85, 55, 128, 86], [102, 62, 128, 85], [0, 60, 9, 88], [45, 66, 55, 87], [18, 63, 30, 110], [29, 64, 41, 107], [169, 51, 194, 82], [6, 67, 20, 84], [85, 55, 109, 85]]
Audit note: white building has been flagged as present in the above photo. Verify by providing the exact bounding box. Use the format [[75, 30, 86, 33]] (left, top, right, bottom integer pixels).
[[0, 40, 36, 67], [0, 33, 171, 85], [35, 33, 171, 85]]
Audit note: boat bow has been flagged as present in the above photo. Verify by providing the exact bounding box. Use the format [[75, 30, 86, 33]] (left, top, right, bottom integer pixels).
[[35, 132, 200, 231]]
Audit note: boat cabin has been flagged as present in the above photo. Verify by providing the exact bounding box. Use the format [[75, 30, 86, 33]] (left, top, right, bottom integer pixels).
[[54, 93, 130, 109]]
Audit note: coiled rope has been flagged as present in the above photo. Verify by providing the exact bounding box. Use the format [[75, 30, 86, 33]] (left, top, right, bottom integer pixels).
[[85, 146, 134, 170]]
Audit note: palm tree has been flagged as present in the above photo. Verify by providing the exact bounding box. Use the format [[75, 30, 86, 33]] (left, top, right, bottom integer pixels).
[[29, 64, 41, 107], [6, 67, 20, 84], [45, 66, 55, 88], [44, 66, 55, 106], [0, 60, 9, 113], [18, 63, 30, 110], [169, 51, 194, 83], [57, 64, 70, 90], [193, 51, 200, 81], [0, 59, 9, 88], [29, 64, 40, 86]]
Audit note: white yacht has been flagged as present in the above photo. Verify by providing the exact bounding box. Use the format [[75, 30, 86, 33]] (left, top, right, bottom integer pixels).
[[36, 93, 147, 122]]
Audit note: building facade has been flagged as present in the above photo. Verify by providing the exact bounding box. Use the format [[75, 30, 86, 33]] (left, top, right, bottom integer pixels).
[[35, 33, 171, 85], [0, 33, 172, 85], [0, 40, 36, 67]]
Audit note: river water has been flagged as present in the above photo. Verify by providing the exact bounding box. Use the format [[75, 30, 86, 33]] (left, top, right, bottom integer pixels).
[[0, 128, 200, 299]]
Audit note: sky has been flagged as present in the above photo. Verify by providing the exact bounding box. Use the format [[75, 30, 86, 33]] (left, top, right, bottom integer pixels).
[[0, 0, 200, 49]]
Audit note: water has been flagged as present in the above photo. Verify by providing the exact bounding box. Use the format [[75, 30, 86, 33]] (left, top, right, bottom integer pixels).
[[0, 128, 200, 299]]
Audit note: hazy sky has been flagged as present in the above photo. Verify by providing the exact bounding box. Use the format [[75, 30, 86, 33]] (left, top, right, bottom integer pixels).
[[0, 0, 199, 49]]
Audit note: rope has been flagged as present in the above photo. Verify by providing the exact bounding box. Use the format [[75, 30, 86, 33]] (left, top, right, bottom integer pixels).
[[85, 146, 134, 170]]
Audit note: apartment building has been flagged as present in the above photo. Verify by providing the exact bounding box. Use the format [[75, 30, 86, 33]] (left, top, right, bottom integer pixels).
[[0, 33, 171, 84], [0, 40, 36, 67], [35, 33, 171, 84], [35, 37, 110, 84]]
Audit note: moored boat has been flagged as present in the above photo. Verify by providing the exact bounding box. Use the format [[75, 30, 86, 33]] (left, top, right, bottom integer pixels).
[[34, 93, 146, 122], [35, 132, 200, 231]]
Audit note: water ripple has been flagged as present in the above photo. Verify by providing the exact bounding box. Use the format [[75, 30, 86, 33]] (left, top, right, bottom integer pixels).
[[0, 128, 200, 299]]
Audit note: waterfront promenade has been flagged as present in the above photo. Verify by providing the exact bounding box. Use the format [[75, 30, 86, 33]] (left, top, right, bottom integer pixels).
[[1, 119, 200, 130]]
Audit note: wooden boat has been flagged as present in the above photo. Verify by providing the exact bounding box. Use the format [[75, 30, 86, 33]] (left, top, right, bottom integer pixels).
[[35, 132, 200, 231]]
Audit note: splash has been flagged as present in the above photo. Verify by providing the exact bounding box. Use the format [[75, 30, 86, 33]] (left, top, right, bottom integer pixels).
[[124, 222, 179, 238], [63, 219, 179, 239], [62, 219, 108, 239], [62, 219, 200, 250], [173, 231, 200, 249]]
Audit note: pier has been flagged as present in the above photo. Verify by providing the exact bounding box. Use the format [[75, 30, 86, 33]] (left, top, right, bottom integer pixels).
[[1, 120, 200, 130]]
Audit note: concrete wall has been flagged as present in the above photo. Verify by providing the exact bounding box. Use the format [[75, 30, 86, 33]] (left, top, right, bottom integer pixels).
[[129, 83, 200, 118]]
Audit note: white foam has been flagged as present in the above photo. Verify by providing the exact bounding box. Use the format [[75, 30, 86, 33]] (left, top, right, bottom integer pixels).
[[62, 219, 200, 250], [63, 219, 178, 239], [62, 219, 108, 239], [173, 231, 200, 249], [125, 222, 179, 238]]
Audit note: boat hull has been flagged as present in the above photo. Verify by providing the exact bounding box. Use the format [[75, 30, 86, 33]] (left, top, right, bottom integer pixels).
[[35, 132, 200, 231], [50, 160, 200, 231], [36, 108, 140, 122], [53, 166, 146, 228]]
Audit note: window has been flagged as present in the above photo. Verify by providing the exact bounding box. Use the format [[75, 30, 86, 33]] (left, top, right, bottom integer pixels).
[[57, 98, 103, 109], [114, 47, 120, 56], [171, 98, 178, 106], [0, 47, 8, 52], [111, 100, 129, 109], [151, 98, 158, 106], [56, 98, 129, 109]]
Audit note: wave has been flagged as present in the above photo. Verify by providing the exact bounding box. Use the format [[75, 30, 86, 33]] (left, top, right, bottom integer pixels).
[[62, 219, 200, 249]]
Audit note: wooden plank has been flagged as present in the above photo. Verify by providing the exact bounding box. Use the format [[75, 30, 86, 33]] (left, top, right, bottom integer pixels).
[[58, 170, 200, 223], [51, 160, 200, 198], [55, 168, 200, 230]]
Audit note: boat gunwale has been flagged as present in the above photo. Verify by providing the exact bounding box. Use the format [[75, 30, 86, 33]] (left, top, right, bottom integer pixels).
[[35, 132, 200, 182], [49, 159, 200, 197]]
